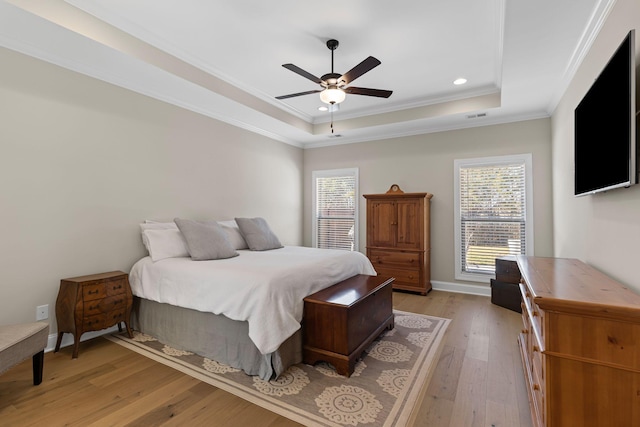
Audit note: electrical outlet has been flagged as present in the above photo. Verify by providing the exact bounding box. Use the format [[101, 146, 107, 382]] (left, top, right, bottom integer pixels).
[[36, 304, 48, 321]]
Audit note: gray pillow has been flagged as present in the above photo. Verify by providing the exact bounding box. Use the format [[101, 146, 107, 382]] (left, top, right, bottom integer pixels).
[[234, 217, 283, 251], [174, 218, 239, 260]]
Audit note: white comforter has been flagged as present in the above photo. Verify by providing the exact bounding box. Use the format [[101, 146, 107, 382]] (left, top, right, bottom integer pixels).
[[129, 246, 376, 354]]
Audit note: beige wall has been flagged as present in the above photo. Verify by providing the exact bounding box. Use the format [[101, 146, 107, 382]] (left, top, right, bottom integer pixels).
[[303, 118, 554, 289], [0, 47, 303, 327], [551, 0, 640, 293]]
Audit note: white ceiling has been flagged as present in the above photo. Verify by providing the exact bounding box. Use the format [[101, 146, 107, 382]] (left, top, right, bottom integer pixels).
[[1, 0, 610, 147]]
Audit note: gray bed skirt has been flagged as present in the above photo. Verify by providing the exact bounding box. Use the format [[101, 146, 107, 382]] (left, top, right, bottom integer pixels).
[[130, 297, 302, 380]]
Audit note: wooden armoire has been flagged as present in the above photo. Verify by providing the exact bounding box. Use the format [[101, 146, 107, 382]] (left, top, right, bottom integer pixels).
[[364, 185, 433, 295]]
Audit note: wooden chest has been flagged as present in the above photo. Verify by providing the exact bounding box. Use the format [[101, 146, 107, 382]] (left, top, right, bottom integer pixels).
[[54, 271, 133, 358], [491, 256, 522, 313], [303, 274, 394, 376], [490, 279, 522, 313], [495, 255, 520, 283]]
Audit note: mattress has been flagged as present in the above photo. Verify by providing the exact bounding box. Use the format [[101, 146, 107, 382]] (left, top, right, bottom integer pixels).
[[129, 246, 376, 354]]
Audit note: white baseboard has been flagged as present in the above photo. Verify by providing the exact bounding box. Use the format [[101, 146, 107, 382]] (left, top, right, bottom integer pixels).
[[44, 325, 120, 353], [431, 280, 491, 296]]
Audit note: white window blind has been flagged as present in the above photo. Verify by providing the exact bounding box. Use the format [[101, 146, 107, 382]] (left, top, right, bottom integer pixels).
[[312, 169, 358, 251], [454, 155, 533, 282]]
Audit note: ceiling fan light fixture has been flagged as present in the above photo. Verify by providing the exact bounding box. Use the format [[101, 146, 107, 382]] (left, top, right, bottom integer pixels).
[[320, 87, 346, 104]]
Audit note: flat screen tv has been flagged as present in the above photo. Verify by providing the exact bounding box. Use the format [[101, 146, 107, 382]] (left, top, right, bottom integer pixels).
[[574, 29, 637, 196]]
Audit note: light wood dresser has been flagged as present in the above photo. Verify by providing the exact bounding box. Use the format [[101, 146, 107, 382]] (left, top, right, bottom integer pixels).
[[364, 184, 432, 295], [516, 256, 640, 426]]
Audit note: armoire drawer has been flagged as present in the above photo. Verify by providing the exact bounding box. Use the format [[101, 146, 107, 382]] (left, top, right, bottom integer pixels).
[[368, 249, 420, 269], [374, 266, 420, 286]]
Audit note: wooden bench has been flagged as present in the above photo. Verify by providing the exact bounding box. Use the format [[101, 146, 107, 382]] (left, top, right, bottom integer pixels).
[[302, 274, 394, 376]]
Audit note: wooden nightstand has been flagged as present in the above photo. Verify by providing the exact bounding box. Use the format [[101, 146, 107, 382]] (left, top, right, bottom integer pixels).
[[54, 271, 133, 358]]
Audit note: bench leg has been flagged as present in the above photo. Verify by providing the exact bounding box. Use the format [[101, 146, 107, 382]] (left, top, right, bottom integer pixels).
[[32, 350, 44, 385]]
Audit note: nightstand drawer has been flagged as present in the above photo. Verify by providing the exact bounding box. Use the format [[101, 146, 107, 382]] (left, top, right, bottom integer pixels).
[[106, 279, 128, 296], [83, 313, 108, 331], [83, 284, 106, 301], [84, 295, 130, 316], [83, 308, 127, 331]]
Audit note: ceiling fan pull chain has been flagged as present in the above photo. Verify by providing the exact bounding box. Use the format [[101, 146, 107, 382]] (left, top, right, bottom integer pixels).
[[330, 109, 334, 134]]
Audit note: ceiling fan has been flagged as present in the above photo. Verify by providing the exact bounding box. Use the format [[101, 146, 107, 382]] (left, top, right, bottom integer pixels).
[[276, 39, 392, 107]]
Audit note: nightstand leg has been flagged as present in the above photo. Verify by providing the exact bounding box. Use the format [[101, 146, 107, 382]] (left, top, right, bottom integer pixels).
[[124, 322, 133, 338], [72, 336, 80, 359], [54, 332, 63, 352]]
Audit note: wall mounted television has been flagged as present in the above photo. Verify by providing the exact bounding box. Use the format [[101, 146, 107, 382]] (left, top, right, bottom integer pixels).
[[574, 29, 637, 196]]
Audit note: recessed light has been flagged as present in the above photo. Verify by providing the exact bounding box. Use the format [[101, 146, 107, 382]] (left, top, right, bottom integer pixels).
[[453, 78, 467, 85], [318, 106, 328, 111]]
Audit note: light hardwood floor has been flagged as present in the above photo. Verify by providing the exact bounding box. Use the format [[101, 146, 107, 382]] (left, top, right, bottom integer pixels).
[[0, 291, 533, 427]]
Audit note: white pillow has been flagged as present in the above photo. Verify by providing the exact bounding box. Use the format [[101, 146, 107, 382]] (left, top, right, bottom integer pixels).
[[140, 221, 178, 252], [217, 220, 249, 250], [142, 228, 190, 262]]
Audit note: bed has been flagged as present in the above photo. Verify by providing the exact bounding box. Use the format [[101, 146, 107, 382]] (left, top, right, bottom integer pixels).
[[129, 218, 376, 379]]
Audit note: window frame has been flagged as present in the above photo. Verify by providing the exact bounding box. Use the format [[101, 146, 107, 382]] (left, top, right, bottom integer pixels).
[[454, 154, 534, 283], [311, 168, 359, 251]]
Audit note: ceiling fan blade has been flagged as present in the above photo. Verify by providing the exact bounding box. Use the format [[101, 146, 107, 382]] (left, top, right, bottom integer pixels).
[[282, 64, 323, 84], [344, 87, 392, 98], [276, 89, 322, 100], [340, 56, 381, 85]]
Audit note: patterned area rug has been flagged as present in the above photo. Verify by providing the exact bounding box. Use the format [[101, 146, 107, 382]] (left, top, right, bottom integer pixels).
[[107, 310, 449, 427]]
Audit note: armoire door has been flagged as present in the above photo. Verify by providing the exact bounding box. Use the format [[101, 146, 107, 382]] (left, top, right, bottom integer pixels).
[[395, 198, 423, 249], [367, 200, 396, 247]]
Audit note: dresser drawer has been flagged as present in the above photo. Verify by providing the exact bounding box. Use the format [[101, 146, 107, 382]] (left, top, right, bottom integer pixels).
[[546, 313, 640, 370], [532, 346, 544, 384], [521, 305, 532, 353], [368, 249, 420, 269], [531, 363, 545, 426], [520, 282, 545, 352]]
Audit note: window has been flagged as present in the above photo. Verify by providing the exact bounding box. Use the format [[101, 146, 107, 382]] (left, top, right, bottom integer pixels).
[[312, 168, 358, 251], [454, 154, 533, 282]]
